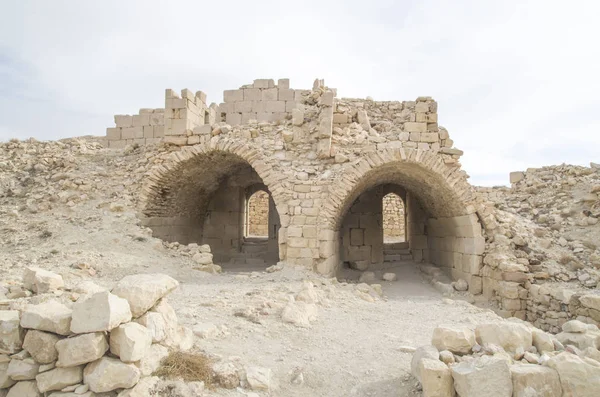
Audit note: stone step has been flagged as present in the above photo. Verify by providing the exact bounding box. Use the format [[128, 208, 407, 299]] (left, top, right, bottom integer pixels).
[[384, 242, 409, 250], [383, 254, 413, 262], [383, 249, 411, 255]]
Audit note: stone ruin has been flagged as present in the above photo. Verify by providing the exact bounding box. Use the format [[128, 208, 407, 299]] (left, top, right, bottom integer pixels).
[[104, 77, 600, 327]]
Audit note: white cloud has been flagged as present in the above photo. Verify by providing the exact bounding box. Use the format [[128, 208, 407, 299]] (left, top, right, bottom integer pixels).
[[1, 0, 599, 186]]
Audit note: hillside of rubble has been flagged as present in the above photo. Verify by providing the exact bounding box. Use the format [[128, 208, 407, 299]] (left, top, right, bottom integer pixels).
[[0, 136, 599, 396]]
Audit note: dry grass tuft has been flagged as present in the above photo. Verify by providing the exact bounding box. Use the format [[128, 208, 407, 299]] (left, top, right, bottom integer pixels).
[[154, 351, 214, 386], [559, 254, 575, 265]]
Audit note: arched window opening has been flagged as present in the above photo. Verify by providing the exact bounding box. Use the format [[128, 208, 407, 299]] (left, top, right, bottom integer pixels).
[[246, 190, 269, 238], [382, 193, 405, 243]]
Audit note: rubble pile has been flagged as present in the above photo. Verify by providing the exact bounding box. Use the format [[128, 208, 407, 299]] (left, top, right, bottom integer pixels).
[[412, 318, 600, 397], [0, 269, 194, 396]]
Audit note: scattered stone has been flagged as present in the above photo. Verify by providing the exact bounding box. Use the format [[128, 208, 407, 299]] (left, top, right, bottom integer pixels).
[[382, 273, 397, 282], [111, 274, 179, 318], [192, 323, 219, 339], [20, 301, 72, 336], [83, 357, 140, 393], [70, 291, 131, 333], [109, 323, 152, 363], [510, 364, 562, 397], [6, 380, 40, 397], [7, 358, 39, 380], [439, 350, 455, 365], [451, 355, 512, 397], [546, 351, 600, 396], [23, 267, 64, 294], [358, 271, 375, 283], [212, 362, 239, 389], [411, 345, 439, 382], [116, 375, 159, 397], [531, 329, 555, 353], [134, 312, 166, 343], [419, 358, 454, 397], [562, 320, 588, 333], [432, 326, 476, 355], [55, 332, 108, 367], [246, 366, 272, 391], [281, 299, 317, 328], [453, 279, 468, 291], [0, 360, 16, 389], [475, 322, 532, 352], [136, 344, 169, 376]]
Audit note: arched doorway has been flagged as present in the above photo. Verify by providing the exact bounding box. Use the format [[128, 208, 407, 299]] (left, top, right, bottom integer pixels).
[[141, 149, 281, 269]]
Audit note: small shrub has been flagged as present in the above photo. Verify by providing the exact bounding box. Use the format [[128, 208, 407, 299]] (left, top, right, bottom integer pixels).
[[559, 254, 575, 265], [50, 249, 59, 255], [40, 230, 52, 238], [154, 351, 214, 386], [133, 236, 147, 242]]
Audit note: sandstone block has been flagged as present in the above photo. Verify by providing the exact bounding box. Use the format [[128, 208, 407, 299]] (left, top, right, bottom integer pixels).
[[451, 356, 512, 397], [404, 122, 427, 133], [83, 357, 140, 393], [475, 322, 532, 352], [55, 332, 108, 367], [510, 363, 562, 397], [20, 301, 72, 336], [7, 358, 39, 380], [111, 274, 178, 318], [432, 326, 475, 355], [411, 346, 439, 382], [0, 312, 24, 354], [546, 351, 600, 396], [70, 291, 131, 334], [35, 366, 83, 393], [109, 323, 152, 363], [22, 330, 60, 364], [419, 358, 454, 397], [6, 380, 40, 397]]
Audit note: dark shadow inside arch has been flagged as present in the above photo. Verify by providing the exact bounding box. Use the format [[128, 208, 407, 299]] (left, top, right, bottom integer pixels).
[[142, 151, 280, 270]]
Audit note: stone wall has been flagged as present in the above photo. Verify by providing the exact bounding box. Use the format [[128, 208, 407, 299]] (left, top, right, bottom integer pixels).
[[106, 108, 165, 148], [383, 193, 405, 242]]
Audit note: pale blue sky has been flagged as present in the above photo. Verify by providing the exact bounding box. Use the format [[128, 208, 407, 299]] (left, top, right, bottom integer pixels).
[[1, 0, 599, 186]]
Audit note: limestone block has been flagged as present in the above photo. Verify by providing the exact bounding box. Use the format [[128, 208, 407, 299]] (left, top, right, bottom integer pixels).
[[562, 319, 588, 333], [556, 330, 600, 349], [265, 101, 285, 113], [431, 326, 476, 354], [532, 329, 555, 353], [109, 323, 152, 363], [0, 360, 16, 389], [243, 88, 261, 101], [22, 331, 59, 364], [6, 381, 40, 397], [278, 88, 294, 101], [150, 299, 179, 348], [121, 127, 135, 139], [117, 375, 160, 397], [404, 122, 427, 133], [510, 171, 525, 184], [411, 346, 439, 382], [35, 366, 83, 393], [20, 301, 72, 336], [546, 352, 600, 396], [225, 112, 242, 126], [0, 312, 24, 354], [253, 79, 274, 88], [246, 366, 272, 391], [234, 101, 253, 113], [136, 344, 168, 376], [84, 357, 140, 393], [286, 101, 298, 112], [580, 294, 600, 311], [475, 322, 532, 352], [451, 356, 512, 397], [106, 128, 121, 140], [420, 132, 439, 143], [510, 364, 562, 397], [143, 125, 153, 138], [419, 358, 454, 397], [278, 78, 290, 89], [111, 274, 178, 318], [223, 89, 243, 102], [70, 291, 131, 334], [55, 332, 108, 367], [261, 88, 278, 101], [114, 115, 133, 127], [7, 358, 39, 380], [134, 312, 166, 343], [23, 267, 64, 294]]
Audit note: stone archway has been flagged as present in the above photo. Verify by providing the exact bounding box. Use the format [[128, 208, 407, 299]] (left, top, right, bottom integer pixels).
[[316, 148, 489, 293], [140, 140, 287, 265]]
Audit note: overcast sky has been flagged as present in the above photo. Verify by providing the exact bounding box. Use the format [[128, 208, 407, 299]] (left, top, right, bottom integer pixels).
[[1, 0, 599, 186]]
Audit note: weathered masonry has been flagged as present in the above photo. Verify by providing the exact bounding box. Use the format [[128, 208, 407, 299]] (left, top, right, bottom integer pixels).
[[105, 78, 532, 316]]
